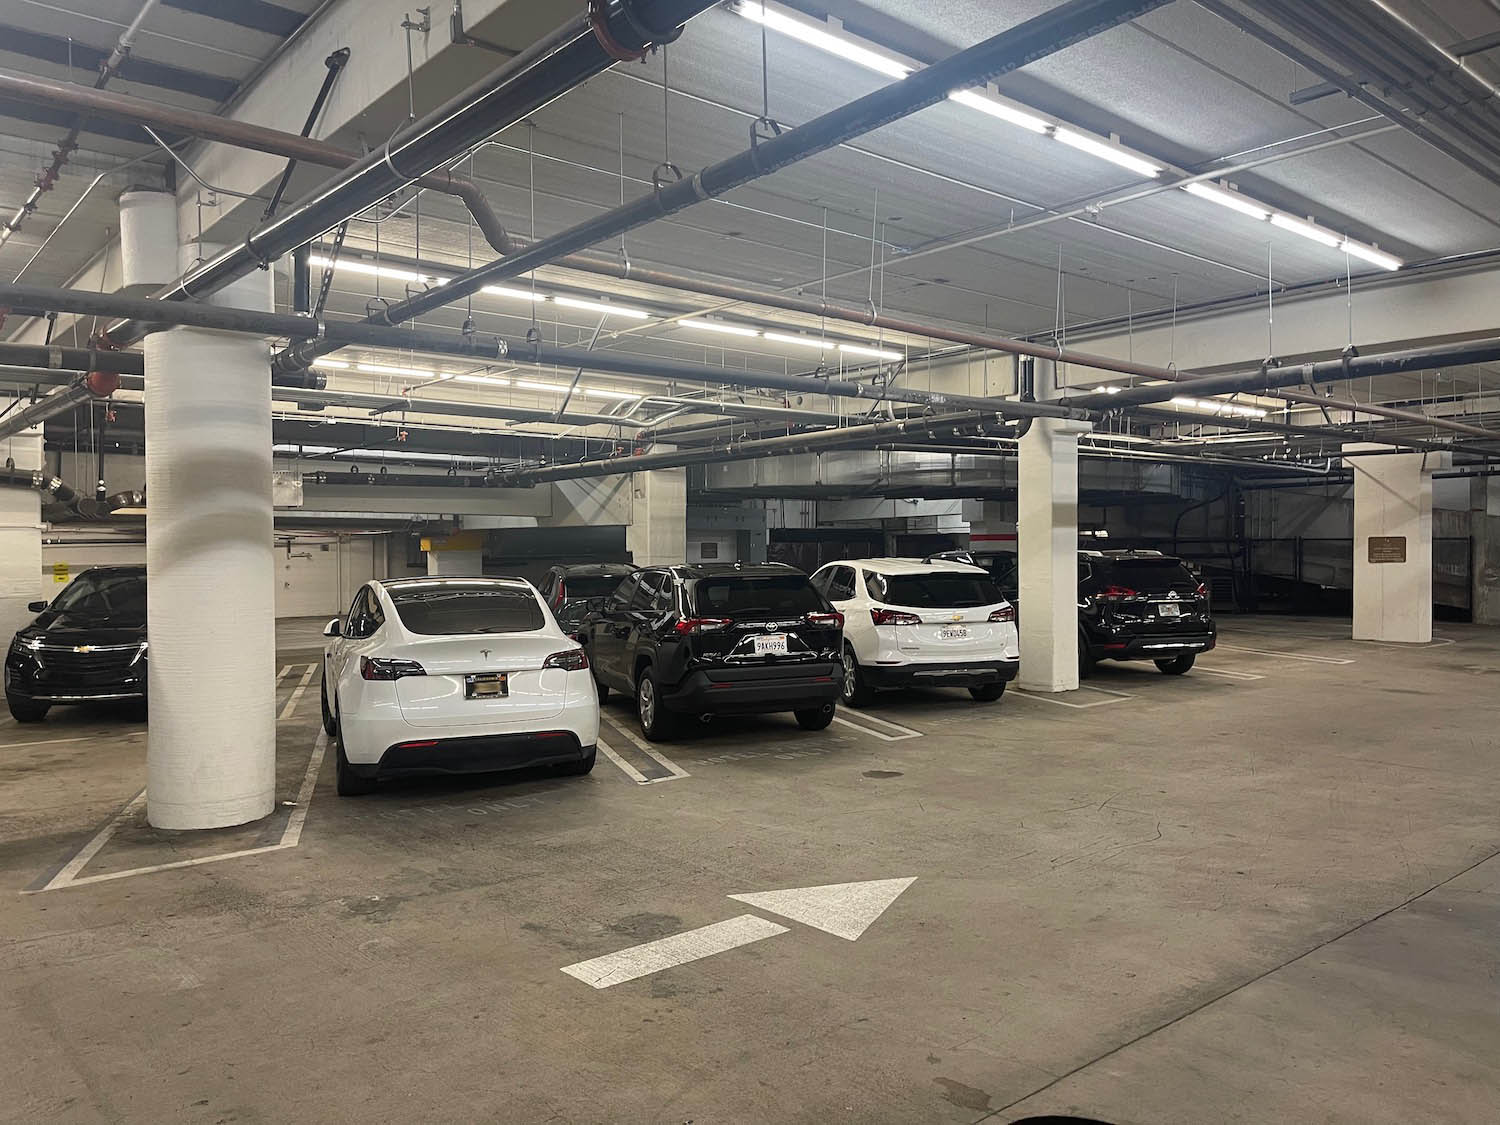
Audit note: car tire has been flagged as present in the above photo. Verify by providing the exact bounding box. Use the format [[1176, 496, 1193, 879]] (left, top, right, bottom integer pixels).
[[562, 746, 598, 775], [636, 666, 678, 742], [1155, 653, 1196, 675], [6, 694, 48, 723], [840, 644, 875, 708], [794, 705, 835, 731], [968, 682, 1006, 702], [334, 723, 377, 796], [320, 672, 337, 737]]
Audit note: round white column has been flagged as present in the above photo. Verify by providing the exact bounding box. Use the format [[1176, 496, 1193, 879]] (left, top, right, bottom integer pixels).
[[118, 191, 179, 289], [143, 244, 276, 829]]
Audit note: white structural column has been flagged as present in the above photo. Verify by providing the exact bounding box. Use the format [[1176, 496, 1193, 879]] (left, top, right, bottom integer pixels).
[[626, 459, 687, 566], [0, 433, 44, 644], [1347, 443, 1445, 643], [1018, 414, 1092, 692], [143, 228, 277, 829]]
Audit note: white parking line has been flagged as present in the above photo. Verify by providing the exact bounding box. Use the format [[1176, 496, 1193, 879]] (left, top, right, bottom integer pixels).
[[1011, 685, 1133, 709], [831, 714, 923, 741], [278, 664, 318, 720], [601, 721, 690, 782], [597, 736, 650, 784], [1192, 666, 1266, 682], [0, 735, 98, 749], [838, 710, 923, 739], [1215, 644, 1354, 665]]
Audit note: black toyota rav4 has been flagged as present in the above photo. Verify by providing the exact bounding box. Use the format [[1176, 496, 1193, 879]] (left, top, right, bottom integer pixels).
[[1078, 550, 1215, 675], [579, 562, 844, 740]]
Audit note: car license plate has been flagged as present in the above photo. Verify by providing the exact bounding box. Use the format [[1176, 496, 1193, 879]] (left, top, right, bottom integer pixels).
[[1157, 603, 1181, 618], [753, 633, 789, 655], [466, 671, 508, 698], [938, 625, 969, 640]]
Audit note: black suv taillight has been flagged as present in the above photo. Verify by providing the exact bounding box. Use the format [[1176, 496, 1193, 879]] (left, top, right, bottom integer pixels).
[[360, 656, 425, 680], [674, 617, 732, 635], [805, 611, 844, 628]]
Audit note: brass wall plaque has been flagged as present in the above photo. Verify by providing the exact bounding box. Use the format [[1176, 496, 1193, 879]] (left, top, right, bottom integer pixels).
[[1368, 536, 1407, 564]]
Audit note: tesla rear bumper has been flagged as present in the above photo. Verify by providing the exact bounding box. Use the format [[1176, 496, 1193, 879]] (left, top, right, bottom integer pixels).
[[355, 730, 594, 778]]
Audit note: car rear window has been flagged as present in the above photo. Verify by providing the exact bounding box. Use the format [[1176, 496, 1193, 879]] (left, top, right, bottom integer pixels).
[[386, 584, 544, 635], [1097, 559, 1198, 591], [865, 571, 1003, 609], [559, 575, 626, 599], [689, 576, 822, 618]]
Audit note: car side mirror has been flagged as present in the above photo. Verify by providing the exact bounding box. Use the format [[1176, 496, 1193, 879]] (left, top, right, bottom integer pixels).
[[26, 601, 48, 613], [323, 618, 342, 638]]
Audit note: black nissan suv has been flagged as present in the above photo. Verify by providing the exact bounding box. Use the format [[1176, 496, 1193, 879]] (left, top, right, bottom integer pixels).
[[5, 565, 148, 722], [579, 562, 844, 740], [1078, 550, 1215, 675]]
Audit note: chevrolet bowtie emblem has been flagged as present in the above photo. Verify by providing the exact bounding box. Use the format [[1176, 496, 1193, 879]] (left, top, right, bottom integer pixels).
[[73, 645, 94, 653]]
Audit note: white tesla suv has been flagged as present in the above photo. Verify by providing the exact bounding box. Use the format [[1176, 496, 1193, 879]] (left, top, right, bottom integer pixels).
[[320, 577, 599, 795], [810, 558, 1020, 706]]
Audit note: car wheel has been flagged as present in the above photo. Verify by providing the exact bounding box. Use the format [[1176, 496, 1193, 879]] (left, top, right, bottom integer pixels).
[[794, 704, 835, 731], [6, 694, 48, 723], [334, 723, 377, 796], [968, 682, 1006, 702], [636, 666, 677, 742], [1155, 653, 1196, 675], [562, 746, 598, 776], [840, 644, 875, 708], [319, 672, 337, 736]]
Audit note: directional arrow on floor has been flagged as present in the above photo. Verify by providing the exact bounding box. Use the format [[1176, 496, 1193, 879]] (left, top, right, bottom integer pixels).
[[560, 877, 915, 989]]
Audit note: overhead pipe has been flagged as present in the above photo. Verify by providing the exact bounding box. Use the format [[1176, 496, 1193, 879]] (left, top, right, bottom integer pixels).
[[99, 0, 719, 347], [0, 70, 517, 257], [272, 0, 1176, 377], [0, 281, 1092, 428], [0, 370, 120, 440], [0, 0, 162, 252], [1271, 388, 1500, 443], [487, 411, 1017, 486]]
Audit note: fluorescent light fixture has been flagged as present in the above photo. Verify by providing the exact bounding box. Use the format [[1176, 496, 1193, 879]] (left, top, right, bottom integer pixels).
[[680, 317, 761, 338], [516, 379, 565, 394], [356, 362, 436, 378], [1171, 395, 1267, 419], [307, 254, 447, 286], [579, 387, 642, 401], [482, 284, 547, 301], [310, 358, 349, 370], [1182, 181, 1270, 221], [764, 331, 830, 350], [552, 295, 650, 319], [838, 342, 902, 361], [1270, 213, 1340, 248], [452, 373, 510, 386], [1098, 385, 1122, 394], [1341, 240, 1402, 271], [1054, 128, 1161, 177], [733, 1, 911, 80], [947, 89, 1048, 134]]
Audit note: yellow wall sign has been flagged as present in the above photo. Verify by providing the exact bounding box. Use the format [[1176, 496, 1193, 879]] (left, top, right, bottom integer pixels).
[[52, 562, 69, 584]]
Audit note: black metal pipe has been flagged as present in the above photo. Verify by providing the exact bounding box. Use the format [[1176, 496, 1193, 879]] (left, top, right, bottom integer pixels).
[[102, 0, 717, 347], [292, 246, 312, 315], [264, 47, 350, 222], [273, 0, 1175, 376]]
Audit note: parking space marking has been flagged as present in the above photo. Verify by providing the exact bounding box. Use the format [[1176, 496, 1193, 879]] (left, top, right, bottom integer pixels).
[[277, 664, 293, 682], [597, 736, 651, 784], [0, 735, 98, 749], [26, 731, 328, 893], [278, 664, 318, 720], [830, 714, 923, 741], [1192, 666, 1266, 682], [837, 710, 924, 739], [601, 717, 690, 781], [1215, 644, 1354, 665], [1011, 685, 1133, 709]]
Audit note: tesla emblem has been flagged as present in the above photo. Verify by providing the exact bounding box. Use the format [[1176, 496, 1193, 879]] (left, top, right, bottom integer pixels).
[[480, 649, 492, 660]]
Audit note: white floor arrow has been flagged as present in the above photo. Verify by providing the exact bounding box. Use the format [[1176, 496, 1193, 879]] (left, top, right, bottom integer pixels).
[[728, 877, 917, 940], [560, 878, 916, 988]]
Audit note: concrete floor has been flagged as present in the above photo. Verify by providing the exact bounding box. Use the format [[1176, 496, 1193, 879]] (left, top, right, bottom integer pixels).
[[3, 616, 1499, 1123]]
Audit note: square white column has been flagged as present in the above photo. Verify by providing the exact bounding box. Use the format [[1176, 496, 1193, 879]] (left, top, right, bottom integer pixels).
[[1346, 443, 1446, 643], [626, 461, 686, 566], [1018, 416, 1092, 691]]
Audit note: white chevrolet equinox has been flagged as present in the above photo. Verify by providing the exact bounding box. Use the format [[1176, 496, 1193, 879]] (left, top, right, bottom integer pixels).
[[811, 558, 1020, 706], [321, 577, 599, 795]]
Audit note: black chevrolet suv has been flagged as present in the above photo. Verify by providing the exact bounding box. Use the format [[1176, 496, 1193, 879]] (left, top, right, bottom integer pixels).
[[6, 565, 148, 722], [1078, 550, 1215, 675], [579, 562, 844, 740]]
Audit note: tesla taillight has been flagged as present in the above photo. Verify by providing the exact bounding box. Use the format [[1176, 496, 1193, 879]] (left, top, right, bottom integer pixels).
[[543, 648, 589, 671], [988, 606, 1015, 623], [674, 617, 732, 635], [871, 608, 921, 626], [805, 612, 844, 628], [360, 656, 425, 681]]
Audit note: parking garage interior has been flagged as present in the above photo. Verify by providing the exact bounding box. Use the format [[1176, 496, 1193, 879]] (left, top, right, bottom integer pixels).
[[3, 1, 1500, 1122]]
